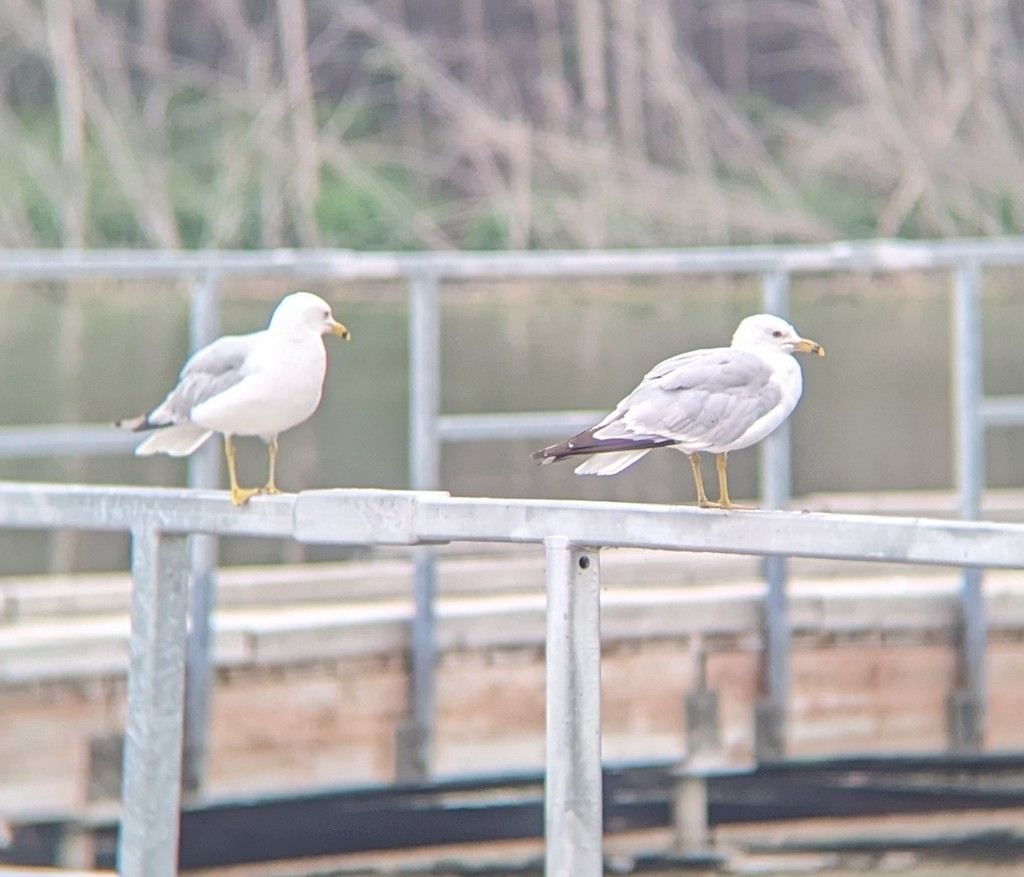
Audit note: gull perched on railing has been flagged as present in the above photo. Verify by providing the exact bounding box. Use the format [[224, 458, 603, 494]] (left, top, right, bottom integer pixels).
[[118, 291, 351, 506], [532, 313, 824, 509]]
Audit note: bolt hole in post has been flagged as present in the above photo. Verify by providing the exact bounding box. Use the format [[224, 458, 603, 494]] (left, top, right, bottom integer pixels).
[[545, 538, 603, 877]]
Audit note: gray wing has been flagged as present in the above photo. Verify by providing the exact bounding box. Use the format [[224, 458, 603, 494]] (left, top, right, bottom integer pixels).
[[146, 333, 254, 425], [598, 348, 781, 448]]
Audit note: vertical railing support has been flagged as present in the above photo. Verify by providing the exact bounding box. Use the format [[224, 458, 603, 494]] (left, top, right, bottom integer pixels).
[[186, 270, 223, 497], [396, 545, 438, 780], [672, 768, 711, 856], [398, 272, 442, 780], [118, 526, 190, 877], [545, 537, 602, 877], [950, 260, 987, 751], [409, 273, 441, 493], [183, 270, 222, 794], [755, 269, 792, 760]]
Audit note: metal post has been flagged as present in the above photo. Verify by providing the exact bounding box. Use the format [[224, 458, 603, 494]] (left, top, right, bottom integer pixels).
[[544, 537, 602, 877], [118, 526, 190, 877], [397, 273, 442, 780], [409, 272, 441, 492], [672, 770, 710, 856], [187, 270, 223, 493], [183, 270, 222, 794], [950, 261, 987, 751], [953, 261, 984, 522], [759, 268, 793, 511], [395, 545, 438, 781], [756, 269, 791, 759]]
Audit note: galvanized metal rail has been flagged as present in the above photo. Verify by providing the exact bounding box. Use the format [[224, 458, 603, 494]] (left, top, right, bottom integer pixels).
[[3, 238, 1024, 777], [1, 482, 1024, 876]]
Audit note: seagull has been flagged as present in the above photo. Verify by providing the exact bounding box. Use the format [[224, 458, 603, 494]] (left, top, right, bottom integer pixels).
[[119, 291, 351, 506], [532, 313, 824, 509]]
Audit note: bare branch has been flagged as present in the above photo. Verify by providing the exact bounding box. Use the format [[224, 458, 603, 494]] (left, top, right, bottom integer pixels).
[[43, 0, 86, 245], [277, 0, 321, 245]]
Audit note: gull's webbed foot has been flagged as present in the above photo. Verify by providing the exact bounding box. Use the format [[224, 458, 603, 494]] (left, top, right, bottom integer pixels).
[[718, 499, 756, 511], [224, 436, 260, 507], [230, 486, 261, 506]]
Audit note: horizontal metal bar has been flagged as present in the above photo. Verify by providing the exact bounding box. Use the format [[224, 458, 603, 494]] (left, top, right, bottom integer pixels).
[[293, 489, 1024, 570], [437, 411, 606, 442], [979, 396, 1024, 427], [0, 425, 140, 459], [0, 481, 1022, 570], [6, 238, 1024, 282], [0, 482, 295, 537]]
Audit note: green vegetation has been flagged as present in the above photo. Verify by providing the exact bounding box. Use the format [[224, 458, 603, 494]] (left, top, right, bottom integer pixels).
[[1, 0, 1021, 250]]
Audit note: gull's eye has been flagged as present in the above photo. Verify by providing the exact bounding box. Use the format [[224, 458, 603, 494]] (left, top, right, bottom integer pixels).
[[772, 329, 783, 338]]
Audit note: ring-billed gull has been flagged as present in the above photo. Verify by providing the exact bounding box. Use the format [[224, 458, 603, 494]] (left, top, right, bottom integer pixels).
[[532, 313, 824, 509], [119, 291, 351, 506]]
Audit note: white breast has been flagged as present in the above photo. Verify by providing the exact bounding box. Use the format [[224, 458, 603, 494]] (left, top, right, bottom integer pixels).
[[191, 335, 328, 440]]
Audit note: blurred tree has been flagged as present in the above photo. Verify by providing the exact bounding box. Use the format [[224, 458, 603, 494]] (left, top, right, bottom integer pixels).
[[0, 0, 1022, 249]]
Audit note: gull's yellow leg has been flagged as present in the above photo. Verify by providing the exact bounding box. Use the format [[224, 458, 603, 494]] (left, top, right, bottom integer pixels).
[[261, 436, 282, 495], [689, 453, 718, 509], [715, 452, 753, 510], [224, 435, 259, 506], [716, 453, 733, 509]]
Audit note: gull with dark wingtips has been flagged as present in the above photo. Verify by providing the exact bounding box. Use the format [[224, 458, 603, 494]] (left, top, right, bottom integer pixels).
[[118, 291, 351, 506], [532, 314, 824, 509]]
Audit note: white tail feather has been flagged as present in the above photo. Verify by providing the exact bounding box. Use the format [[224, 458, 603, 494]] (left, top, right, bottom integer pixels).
[[134, 424, 214, 457], [573, 449, 651, 476]]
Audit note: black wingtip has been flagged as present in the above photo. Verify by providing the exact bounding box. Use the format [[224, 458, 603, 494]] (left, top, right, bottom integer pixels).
[[531, 434, 585, 464], [533, 429, 677, 465], [115, 414, 161, 433]]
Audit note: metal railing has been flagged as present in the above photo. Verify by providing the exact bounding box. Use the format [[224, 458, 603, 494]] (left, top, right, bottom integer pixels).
[[3, 239, 1024, 775], [2, 482, 1024, 876]]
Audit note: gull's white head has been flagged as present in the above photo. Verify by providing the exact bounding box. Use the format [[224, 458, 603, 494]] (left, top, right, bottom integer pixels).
[[731, 313, 824, 357], [268, 291, 352, 340]]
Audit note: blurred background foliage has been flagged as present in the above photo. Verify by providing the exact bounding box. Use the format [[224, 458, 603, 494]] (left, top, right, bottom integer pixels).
[[3, 0, 1024, 251]]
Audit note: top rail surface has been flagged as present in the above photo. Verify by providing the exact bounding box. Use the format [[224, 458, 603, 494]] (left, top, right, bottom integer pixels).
[[293, 489, 1024, 569], [1, 482, 1023, 570], [0, 482, 295, 538]]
